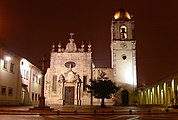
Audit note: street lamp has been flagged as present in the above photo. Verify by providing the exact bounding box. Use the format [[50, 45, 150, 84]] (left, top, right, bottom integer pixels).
[[4, 56, 11, 61]]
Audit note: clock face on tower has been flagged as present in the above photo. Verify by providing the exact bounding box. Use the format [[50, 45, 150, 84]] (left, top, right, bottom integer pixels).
[[120, 42, 127, 49]]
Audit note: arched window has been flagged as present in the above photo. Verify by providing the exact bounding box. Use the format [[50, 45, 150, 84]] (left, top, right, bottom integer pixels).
[[120, 25, 127, 39]]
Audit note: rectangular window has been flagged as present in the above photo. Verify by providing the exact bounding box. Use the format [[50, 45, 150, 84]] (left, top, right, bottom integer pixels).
[[52, 75, 57, 91], [3, 60, 7, 69], [36, 76, 38, 84], [32, 93, 34, 101], [83, 76, 87, 91], [20, 68, 23, 78], [35, 93, 38, 101], [8, 88, 13, 96], [33, 74, 35, 83], [39, 78, 41, 85], [23, 70, 26, 78], [38, 94, 40, 101], [1, 86, 6, 95], [10, 63, 14, 73], [26, 71, 29, 79]]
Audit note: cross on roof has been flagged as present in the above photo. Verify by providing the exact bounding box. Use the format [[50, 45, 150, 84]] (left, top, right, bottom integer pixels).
[[69, 32, 74, 39]]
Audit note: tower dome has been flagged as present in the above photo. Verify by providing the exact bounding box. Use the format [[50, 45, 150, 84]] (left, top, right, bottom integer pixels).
[[114, 8, 131, 20]]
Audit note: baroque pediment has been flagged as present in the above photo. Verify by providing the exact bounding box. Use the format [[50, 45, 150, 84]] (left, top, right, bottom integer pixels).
[[60, 69, 79, 83]]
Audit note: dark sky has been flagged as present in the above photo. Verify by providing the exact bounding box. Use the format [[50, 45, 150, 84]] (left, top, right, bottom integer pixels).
[[0, 0, 178, 87]]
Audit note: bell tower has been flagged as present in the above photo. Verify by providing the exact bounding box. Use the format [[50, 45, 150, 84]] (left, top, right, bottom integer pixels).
[[111, 8, 137, 105]]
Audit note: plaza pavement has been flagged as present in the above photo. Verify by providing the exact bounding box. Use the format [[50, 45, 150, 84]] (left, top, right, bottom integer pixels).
[[0, 105, 177, 115]]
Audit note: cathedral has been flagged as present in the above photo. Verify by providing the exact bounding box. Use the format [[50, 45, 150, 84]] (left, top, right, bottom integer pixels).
[[45, 8, 137, 106]]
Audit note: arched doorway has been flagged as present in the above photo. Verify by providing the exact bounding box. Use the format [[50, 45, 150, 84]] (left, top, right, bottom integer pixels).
[[122, 90, 129, 106]]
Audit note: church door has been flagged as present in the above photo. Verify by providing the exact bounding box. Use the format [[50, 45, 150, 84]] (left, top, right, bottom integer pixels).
[[64, 86, 74, 105], [122, 90, 129, 106]]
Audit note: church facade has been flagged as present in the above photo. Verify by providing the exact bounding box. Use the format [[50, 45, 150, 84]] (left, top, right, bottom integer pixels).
[[45, 8, 137, 106], [45, 34, 92, 106]]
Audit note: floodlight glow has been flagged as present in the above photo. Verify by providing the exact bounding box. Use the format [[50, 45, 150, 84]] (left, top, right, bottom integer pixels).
[[114, 11, 120, 19], [172, 80, 174, 87], [124, 68, 133, 84], [125, 11, 131, 19], [4, 56, 11, 61], [38, 74, 42, 78], [123, 66, 137, 86], [20, 58, 30, 78]]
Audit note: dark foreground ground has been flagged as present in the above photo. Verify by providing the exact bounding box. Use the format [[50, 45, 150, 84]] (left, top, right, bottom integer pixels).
[[0, 105, 178, 120]]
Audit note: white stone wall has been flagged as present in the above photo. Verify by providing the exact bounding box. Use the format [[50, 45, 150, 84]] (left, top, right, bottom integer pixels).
[[45, 43, 92, 105], [20, 58, 42, 105], [111, 10, 137, 105], [112, 41, 136, 86]]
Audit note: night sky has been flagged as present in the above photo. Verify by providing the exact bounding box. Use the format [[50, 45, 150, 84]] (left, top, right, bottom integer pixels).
[[0, 0, 178, 87]]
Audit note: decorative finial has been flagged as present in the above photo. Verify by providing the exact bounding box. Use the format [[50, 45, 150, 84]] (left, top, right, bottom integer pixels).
[[52, 43, 55, 52], [81, 41, 84, 52], [69, 32, 74, 39], [88, 41, 92, 52], [58, 41, 62, 52], [65, 33, 77, 52]]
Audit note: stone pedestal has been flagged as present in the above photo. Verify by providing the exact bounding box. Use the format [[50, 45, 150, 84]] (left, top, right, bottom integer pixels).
[[29, 97, 54, 111]]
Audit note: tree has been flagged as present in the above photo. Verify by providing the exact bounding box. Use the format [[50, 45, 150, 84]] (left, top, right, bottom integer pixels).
[[87, 79, 120, 107]]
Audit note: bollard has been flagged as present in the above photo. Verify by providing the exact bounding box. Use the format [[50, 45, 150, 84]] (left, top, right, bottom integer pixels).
[[166, 108, 169, 113], [129, 109, 132, 115], [111, 110, 114, 114], [57, 110, 60, 115], [148, 109, 151, 114], [94, 109, 96, 114], [74, 110, 77, 114]]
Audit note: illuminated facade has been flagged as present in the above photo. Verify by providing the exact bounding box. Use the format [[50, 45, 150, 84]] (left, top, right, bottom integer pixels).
[[45, 34, 92, 105], [45, 9, 137, 106], [111, 8, 137, 105], [0, 46, 41, 106], [20, 59, 42, 105], [138, 72, 178, 106], [45, 36, 117, 105], [0, 47, 21, 105], [0, 8, 138, 106]]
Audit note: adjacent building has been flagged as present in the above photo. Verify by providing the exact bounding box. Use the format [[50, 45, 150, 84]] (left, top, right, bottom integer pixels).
[[0, 45, 42, 106], [0, 46, 21, 105], [138, 72, 178, 106], [20, 58, 42, 105]]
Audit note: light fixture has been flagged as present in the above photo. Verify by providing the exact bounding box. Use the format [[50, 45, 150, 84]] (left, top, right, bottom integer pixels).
[[38, 74, 42, 78], [4, 56, 11, 61]]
